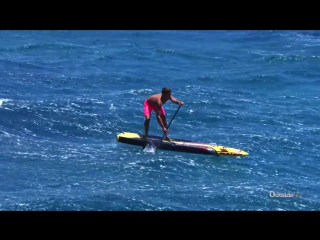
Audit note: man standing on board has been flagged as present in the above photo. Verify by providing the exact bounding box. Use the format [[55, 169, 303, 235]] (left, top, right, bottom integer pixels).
[[143, 87, 184, 141]]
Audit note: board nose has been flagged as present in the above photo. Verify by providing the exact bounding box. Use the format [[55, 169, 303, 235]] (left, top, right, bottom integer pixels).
[[241, 151, 249, 156]]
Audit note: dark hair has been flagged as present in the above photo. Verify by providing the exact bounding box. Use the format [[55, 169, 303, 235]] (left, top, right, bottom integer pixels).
[[162, 87, 171, 95]]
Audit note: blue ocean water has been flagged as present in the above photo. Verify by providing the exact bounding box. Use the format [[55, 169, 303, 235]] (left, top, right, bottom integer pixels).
[[0, 30, 319, 210]]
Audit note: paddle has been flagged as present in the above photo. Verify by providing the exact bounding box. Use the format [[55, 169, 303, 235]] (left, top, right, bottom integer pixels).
[[155, 104, 182, 152]]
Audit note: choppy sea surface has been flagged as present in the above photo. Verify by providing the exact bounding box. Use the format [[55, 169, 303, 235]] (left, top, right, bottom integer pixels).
[[0, 30, 319, 210]]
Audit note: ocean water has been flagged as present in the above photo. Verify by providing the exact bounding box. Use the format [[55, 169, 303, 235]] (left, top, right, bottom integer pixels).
[[0, 30, 319, 211]]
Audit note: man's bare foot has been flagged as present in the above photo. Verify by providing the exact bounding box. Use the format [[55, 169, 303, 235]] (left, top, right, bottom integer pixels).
[[164, 136, 171, 142]]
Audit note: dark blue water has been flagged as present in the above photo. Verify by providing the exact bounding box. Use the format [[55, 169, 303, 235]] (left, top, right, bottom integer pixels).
[[0, 30, 319, 210]]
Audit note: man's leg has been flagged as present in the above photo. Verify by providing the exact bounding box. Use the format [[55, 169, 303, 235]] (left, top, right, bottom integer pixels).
[[144, 116, 150, 138], [143, 99, 151, 138], [160, 114, 171, 141], [160, 115, 168, 129], [160, 107, 168, 129], [142, 116, 150, 149]]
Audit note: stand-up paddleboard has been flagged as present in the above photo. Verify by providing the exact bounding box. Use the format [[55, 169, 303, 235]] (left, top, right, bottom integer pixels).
[[116, 132, 249, 156]]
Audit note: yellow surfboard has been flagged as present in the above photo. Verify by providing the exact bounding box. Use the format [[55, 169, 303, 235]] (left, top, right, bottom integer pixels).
[[116, 132, 248, 157]]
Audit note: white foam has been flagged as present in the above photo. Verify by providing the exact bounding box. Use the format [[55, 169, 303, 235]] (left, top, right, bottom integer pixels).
[[109, 103, 116, 110], [143, 146, 156, 154], [0, 99, 11, 107]]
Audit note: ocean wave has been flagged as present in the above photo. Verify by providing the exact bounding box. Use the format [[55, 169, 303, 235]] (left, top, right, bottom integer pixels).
[[153, 47, 220, 63], [0, 42, 90, 53], [0, 98, 120, 141], [264, 54, 306, 63]]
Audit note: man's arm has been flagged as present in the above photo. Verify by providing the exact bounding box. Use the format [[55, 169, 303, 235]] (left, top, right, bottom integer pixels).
[[170, 95, 184, 105]]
